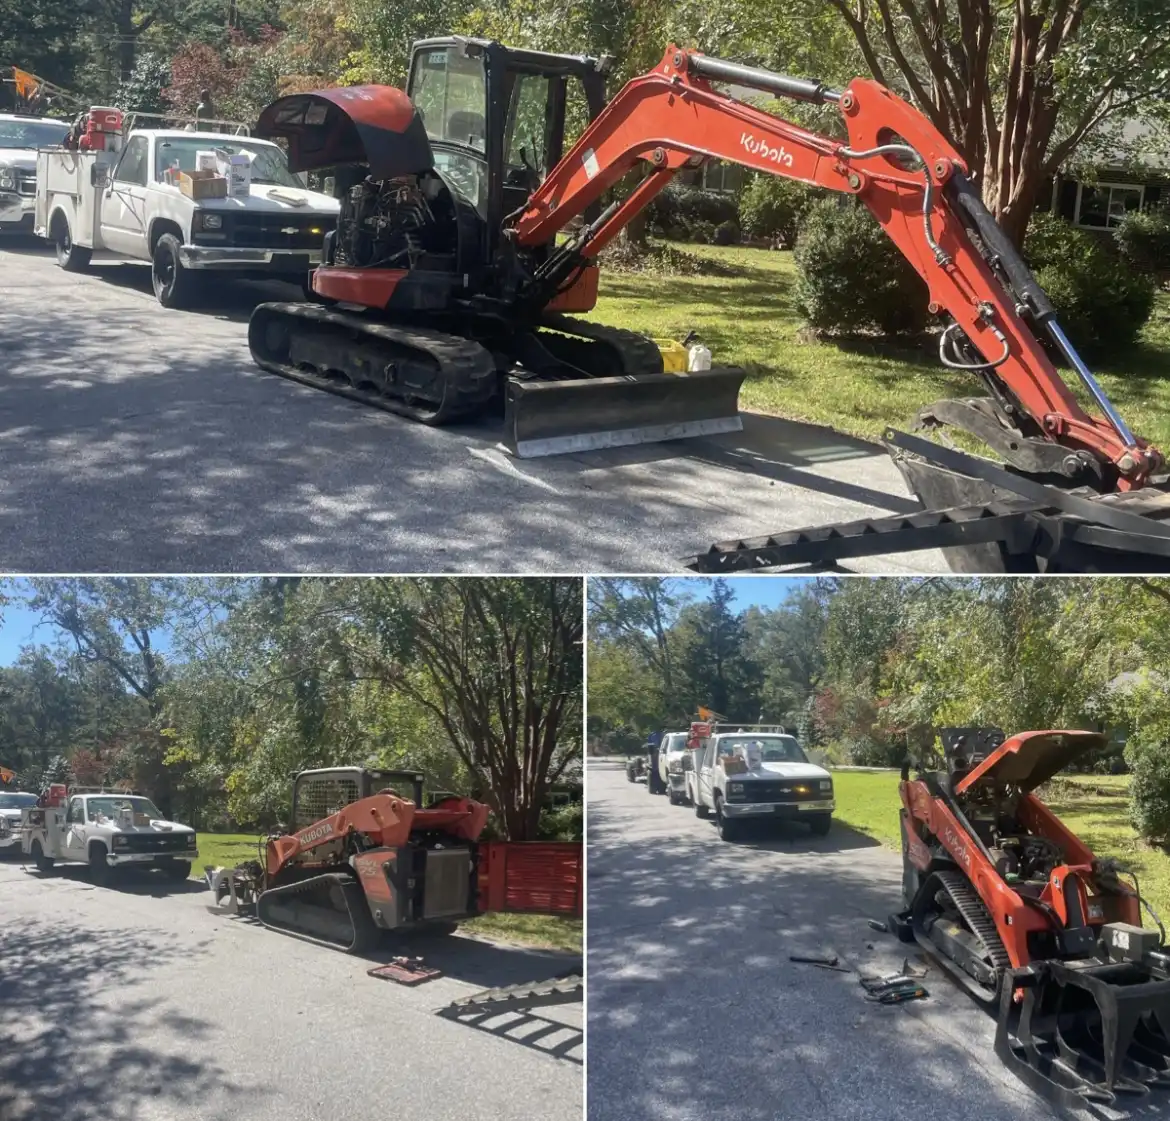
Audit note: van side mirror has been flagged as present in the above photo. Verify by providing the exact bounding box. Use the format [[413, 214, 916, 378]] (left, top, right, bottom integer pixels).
[[323, 176, 335, 197]]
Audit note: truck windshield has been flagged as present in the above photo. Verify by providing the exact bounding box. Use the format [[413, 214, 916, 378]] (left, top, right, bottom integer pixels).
[[719, 736, 807, 763], [86, 796, 163, 821], [662, 734, 689, 752], [153, 138, 304, 188], [0, 793, 36, 809], [0, 119, 69, 149]]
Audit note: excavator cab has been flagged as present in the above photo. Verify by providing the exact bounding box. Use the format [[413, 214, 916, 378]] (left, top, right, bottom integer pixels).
[[289, 765, 424, 830], [405, 37, 609, 269]]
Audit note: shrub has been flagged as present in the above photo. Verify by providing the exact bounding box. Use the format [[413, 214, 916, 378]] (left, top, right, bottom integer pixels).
[[537, 802, 583, 841], [1025, 213, 1155, 352], [713, 219, 740, 245], [739, 176, 818, 245], [1126, 739, 1170, 843], [647, 184, 739, 242], [1116, 208, 1170, 278], [793, 198, 929, 335]]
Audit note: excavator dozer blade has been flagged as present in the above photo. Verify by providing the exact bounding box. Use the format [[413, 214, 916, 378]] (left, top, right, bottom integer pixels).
[[995, 962, 1170, 1108], [256, 871, 381, 954], [504, 367, 746, 458]]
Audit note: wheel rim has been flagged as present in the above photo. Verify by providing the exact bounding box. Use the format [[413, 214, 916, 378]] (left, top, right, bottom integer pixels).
[[155, 250, 175, 293], [58, 228, 70, 257]]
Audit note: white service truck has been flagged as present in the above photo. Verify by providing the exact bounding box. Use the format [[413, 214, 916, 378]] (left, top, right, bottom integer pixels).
[[21, 788, 199, 883], [0, 113, 70, 232], [686, 725, 835, 842], [34, 128, 339, 307], [657, 731, 692, 805]]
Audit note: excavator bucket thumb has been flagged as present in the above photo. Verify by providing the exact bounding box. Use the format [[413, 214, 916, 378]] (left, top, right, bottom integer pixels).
[[995, 951, 1170, 1108], [504, 367, 746, 458]]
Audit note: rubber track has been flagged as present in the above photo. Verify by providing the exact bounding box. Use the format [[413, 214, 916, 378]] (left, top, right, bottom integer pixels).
[[934, 869, 1012, 991], [249, 302, 497, 425], [540, 313, 666, 378], [257, 871, 381, 954]]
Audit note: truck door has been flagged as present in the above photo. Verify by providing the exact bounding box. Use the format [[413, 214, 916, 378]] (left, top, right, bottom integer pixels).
[[477, 842, 582, 918], [698, 743, 716, 806], [100, 136, 150, 256], [63, 797, 86, 856]]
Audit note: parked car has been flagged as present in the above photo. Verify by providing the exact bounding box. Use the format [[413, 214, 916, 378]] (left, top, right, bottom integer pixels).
[[0, 790, 38, 853], [0, 113, 70, 232]]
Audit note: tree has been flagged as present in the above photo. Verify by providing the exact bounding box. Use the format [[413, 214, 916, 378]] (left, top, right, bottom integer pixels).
[[824, 0, 1170, 245], [348, 578, 583, 840], [0, 0, 89, 103]]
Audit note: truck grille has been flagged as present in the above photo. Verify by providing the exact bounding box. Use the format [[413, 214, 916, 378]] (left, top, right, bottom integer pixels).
[[17, 170, 35, 197], [224, 213, 333, 251], [422, 848, 472, 919], [736, 781, 826, 803], [119, 832, 192, 853]]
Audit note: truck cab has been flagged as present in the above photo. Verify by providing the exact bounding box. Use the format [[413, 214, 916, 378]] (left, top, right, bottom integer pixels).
[[35, 115, 339, 307], [657, 732, 691, 805], [687, 725, 835, 842], [0, 113, 69, 232], [22, 786, 198, 883]]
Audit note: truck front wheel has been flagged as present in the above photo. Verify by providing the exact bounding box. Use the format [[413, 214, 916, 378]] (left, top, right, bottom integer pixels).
[[152, 233, 201, 309], [54, 215, 92, 272], [715, 797, 739, 842], [694, 799, 709, 819], [29, 839, 53, 873], [88, 843, 112, 886], [809, 814, 832, 837]]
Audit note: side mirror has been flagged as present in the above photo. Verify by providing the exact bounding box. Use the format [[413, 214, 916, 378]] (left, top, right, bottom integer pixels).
[[323, 175, 335, 197]]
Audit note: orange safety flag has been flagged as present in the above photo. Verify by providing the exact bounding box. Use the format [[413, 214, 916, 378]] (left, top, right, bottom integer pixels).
[[0, 766, 14, 784], [12, 68, 40, 99]]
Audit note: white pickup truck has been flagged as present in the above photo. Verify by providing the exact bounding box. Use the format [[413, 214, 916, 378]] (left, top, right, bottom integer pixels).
[[35, 128, 339, 307], [21, 789, 199, 883], [687, 726, 835, 842], [0, 113, 70, 232], [0, 789, 38, 852]]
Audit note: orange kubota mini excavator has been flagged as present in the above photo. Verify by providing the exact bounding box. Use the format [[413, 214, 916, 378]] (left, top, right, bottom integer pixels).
[[246, 38, 1170, 573], [206, 766, 582, 952], [890, 728, 1170, 1107]]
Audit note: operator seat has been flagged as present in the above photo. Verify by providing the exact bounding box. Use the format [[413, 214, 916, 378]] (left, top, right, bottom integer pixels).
[[446, 111, 485, 148]]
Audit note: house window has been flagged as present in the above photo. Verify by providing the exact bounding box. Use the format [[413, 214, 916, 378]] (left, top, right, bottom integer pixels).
[[701, 161, 744, 195], [1074, 182, 1144, 229]]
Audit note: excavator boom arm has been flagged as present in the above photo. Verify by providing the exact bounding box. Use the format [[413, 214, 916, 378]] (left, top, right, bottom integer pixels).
[[513, 47, 1157, 485]]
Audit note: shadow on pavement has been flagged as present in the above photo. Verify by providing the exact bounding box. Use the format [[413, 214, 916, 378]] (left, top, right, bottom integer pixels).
[[0, 914, 263, 1121], [585, 781, 1083, 1121]]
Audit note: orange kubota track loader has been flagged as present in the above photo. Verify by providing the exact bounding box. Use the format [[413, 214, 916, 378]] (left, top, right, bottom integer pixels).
[[890, 728, 1170, 1107], [206, 766, 582, 953], [247, 39, 1170, 572]]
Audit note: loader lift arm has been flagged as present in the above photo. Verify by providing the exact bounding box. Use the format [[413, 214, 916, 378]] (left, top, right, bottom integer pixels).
[[509, 46, 1159, 490]]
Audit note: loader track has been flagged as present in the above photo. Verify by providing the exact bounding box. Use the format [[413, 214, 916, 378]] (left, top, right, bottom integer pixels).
[[919, 870, 1011, 1003], [256, 871, 381, 954], [249, 302, 498, 426]]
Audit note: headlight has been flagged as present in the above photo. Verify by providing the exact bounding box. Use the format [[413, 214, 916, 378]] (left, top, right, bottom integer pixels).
[[0, 168, 14, 191], [186, 834, 196, 847], [113, 835, 129, 848], [819, 780, 832, 792], [196, 211, 223, 230], [727, 782, 744, 800], [668, 759, 683, 774]]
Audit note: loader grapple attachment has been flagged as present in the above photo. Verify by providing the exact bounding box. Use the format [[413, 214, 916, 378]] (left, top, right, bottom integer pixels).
[[504, 367, 746, 458], [995, 959, 1170, 1108]]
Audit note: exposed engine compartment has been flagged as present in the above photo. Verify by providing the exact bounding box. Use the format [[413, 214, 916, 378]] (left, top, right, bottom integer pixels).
[[334, 170, 457, 269]]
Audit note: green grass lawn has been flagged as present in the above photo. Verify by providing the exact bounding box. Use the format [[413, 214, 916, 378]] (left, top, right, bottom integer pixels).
[[832, 771, 1170, 924], [194, 833, 582, 953], [590, 244, 1170, 448]]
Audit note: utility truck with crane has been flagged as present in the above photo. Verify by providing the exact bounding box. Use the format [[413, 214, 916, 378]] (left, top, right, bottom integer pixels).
[[34, 105, 339, 307], [20, 782, 199, 883], [241, 36, 1170, 572], [686, 723, 834, 841]]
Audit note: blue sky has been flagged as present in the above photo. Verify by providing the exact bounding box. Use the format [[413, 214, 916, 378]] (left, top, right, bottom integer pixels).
[[675, 577, 814, 611]]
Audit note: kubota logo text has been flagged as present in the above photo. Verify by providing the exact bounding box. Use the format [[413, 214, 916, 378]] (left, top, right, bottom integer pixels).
[[741, 133, 793, 167], [300, 821, 334, 845]]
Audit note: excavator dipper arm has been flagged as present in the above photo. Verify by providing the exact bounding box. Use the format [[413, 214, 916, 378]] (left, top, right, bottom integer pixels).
[[511, 47, 1159, 488]]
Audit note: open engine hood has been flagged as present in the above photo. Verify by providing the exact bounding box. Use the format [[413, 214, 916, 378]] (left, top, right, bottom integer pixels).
[[255, 86, 434, 180], [954, 730, 1108, 794]]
